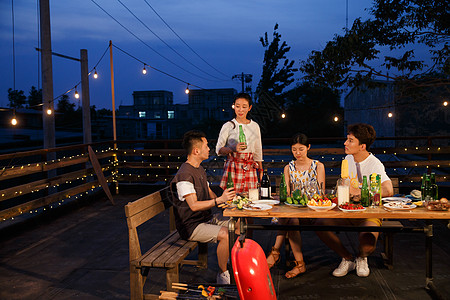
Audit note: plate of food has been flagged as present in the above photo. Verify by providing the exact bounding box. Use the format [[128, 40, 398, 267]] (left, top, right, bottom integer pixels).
[[382, 197, 411, 202], [252, 199, 280, 205], [307, 202, 336, 211], [243, 203, 272, 211], [383, 202, 417, 210], [338, 203, 366, 212]]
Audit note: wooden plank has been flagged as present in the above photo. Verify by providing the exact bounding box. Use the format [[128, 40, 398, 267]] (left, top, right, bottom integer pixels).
[[163, 240, 198, 268], [0, 178, 108, 220], [140, 231, 180, 267], [0, 167, 99, 202], [88, 146, 114, 205], [127, 202, 166, 229], [125, 189, 166, 217]]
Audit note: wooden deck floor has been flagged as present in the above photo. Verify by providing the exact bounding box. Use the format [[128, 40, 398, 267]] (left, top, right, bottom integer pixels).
[[0, 189, 449, 300]]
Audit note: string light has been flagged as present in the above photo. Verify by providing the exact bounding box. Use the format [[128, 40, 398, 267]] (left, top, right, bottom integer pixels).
[[142, 64, 147, 75], [281, 112, 286, 119], [333, 116, 339, 122], [46, 108, 52, 115], [11, 109, 17, 126], [444, 101, 448, 107], [93, 68, 98, 79], [74, 86, 80, 99], [388, 112, 393, 118], [185, 84, 190, 94]]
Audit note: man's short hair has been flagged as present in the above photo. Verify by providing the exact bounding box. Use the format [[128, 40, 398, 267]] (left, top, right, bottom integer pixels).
[[347, 123, 376, 150], [182, 130, 206, 155]]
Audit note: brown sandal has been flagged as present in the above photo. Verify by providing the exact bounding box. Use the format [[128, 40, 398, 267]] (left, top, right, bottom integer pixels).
[[285, 260, 306, 279], [266, 247, 280, 269]]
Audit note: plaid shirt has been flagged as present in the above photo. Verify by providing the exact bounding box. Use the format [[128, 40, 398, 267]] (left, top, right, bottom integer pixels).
[[220, 152, 259, 193]]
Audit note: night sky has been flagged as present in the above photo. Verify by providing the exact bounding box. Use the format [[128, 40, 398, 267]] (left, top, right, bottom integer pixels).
[[1, 0, 374, 109]]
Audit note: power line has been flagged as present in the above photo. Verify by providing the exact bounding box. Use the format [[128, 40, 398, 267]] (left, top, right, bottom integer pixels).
[[142, 0, 231, 80], [90, 0, 219, 82], [117, 0, 228, 82], [112, 43, 204, 89]]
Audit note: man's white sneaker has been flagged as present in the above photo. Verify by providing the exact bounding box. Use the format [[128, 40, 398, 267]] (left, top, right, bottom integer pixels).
[[356, 257, 370, 277], [332, 258, 355, 277], [216, 270, 231, 284]]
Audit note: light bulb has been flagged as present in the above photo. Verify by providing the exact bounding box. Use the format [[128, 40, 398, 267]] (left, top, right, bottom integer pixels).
[[281, 113, 286, 119], [333, 116, 339, 122], [11, 117, 17, 126], [185, 84, 190, 94], [46, 109, 52, 115], [444, 101, 448, 107], [74, 89, 79, 99], [93, 69, 98, 79], [388, 112, 393, 118], [142, 65, 147, 75]]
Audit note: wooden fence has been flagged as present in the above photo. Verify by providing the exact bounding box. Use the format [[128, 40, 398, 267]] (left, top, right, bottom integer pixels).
[[1, 137, 449, 222]]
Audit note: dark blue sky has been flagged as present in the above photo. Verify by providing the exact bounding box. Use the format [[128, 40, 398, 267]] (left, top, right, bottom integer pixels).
[[1, 0, 375, 109]]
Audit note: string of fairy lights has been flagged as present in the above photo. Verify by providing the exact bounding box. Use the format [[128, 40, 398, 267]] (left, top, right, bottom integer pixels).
[[2, 144, 447, 223]]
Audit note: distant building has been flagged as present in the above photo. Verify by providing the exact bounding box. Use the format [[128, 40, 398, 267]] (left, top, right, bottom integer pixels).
[[345, 81, 449, 147], [115, 88, 237, 139]]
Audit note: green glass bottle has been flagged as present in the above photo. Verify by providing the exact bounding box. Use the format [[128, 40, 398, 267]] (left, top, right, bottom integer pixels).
[[424, 175, 431, 201], [430, 173, 438, 200], [226, 172, 234, 189], [361, 175, 370, 207], [279, 173, 287, 202], [238, 125, 246, 144], [420, 173, 426, 200]]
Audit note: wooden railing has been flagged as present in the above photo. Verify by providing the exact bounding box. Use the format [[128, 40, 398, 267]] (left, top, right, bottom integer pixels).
[[1, 137, 449, 222]]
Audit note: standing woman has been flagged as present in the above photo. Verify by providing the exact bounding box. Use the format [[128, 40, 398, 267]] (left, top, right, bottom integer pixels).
[[216, 93, 263, 193]]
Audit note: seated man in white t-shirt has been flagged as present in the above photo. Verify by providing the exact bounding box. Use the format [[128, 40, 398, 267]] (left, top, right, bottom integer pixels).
[[316, 123, 393, 278]]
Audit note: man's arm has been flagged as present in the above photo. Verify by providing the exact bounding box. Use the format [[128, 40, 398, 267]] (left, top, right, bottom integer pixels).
[[381, 180, 394, 197], [184, 188, 235, 212]]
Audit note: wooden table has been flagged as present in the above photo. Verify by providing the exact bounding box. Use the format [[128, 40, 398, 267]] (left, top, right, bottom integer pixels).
[[224, 204, 450, 298]]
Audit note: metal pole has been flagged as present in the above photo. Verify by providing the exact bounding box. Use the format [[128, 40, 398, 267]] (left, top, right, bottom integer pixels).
[[109, 41, 119, 194], [80, 49, 92, 144], [109, 41, 117, 142]]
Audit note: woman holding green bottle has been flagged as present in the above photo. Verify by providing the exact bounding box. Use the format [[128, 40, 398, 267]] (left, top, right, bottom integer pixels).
[[266, 133, 325, 278], [216, 92, 263, 194]]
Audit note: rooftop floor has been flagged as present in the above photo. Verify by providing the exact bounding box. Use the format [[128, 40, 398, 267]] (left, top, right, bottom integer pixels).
[[0, 188, 449, 300]]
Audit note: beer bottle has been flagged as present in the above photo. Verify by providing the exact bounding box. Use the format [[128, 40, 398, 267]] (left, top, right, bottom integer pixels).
[[424, 175, 431, 201], [279, 173, 287, 202], [420, 173, 426, 200], [226, 172, 234, 189], [260, 169, 271, 199], [430, 173, 438, 200], [238, 125, 246, 144], [361, 175, 370, 207]]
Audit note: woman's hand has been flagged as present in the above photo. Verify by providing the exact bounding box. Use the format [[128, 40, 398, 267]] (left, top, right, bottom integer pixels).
[[236, 142, 247, 152]]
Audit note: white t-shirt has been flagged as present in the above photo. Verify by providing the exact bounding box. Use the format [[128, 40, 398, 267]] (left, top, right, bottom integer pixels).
[[215, 119, 263, 162], [345, 153, 390, 187]]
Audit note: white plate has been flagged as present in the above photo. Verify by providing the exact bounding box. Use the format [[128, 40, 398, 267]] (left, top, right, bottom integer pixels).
[[383, 202, 417, 210], [285, 202, 307, 208], [382, 197, 411, 202], [243, 204, 272, 211], [252, 200, 280, 205], [307, 203, 336, 211], [339, 206, 366, 212]]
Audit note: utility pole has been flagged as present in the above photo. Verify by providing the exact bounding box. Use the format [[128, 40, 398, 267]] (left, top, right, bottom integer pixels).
[[232, 73, 253, 94], [40, 0, 55, 150], [80, 49, 92, 144]]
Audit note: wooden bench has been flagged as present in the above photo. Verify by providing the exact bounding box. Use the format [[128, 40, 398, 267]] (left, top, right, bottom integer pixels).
[[125, 187, 208, 300]]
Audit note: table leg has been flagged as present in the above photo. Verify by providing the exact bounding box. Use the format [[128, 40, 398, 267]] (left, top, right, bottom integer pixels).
[[228, 217, 236, 283], [423, 221, 445, 300]]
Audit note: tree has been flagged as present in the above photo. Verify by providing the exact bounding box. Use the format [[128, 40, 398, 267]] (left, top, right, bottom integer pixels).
[[8, 88, 27, 108], [255, 23, 297, 107], [27, 86, 42, 108], [300, 0, 449, 98], [57, 94, 76, 113]]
